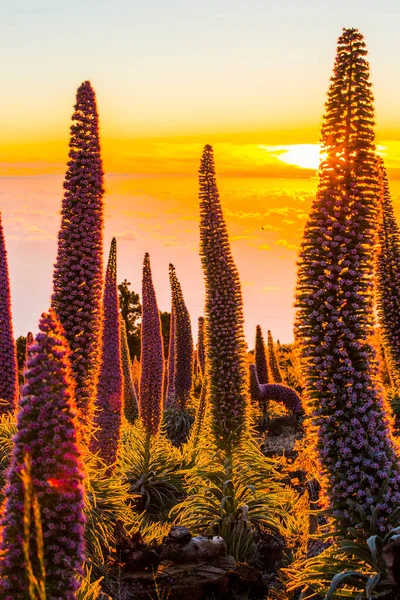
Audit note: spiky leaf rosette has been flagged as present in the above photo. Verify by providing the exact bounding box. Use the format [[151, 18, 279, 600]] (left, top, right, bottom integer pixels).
[[120, 317, 138, 424], [249, 364, 301, 414], [0, 212, 18, 412], [139, 254, 164, 436], [169, 264, 194, 409], [267, 330, 283, 383], [165, 306, 176, 407], [0, 310, 85, 599], [90, 239, 122, 468], [255, 325, 269, 384], [197, 316, 206, 376], [376, 158, 400, 390], [52, 81, 104, 426], [199, 145, 249, 451], [295, 28, 400, 531]]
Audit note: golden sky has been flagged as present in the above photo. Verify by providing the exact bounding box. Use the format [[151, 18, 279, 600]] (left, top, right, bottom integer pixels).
[[2, 0, 400, 342]]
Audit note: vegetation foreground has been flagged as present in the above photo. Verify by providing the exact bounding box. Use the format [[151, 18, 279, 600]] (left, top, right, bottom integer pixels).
[[0, 26, 400, 600]]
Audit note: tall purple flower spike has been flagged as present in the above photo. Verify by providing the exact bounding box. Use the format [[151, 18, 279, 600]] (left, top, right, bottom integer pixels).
[[24, 332, 34, 385], [121, 317, 138, 425], [249, 364, 301, 414], [169, 264, 194, 410], [90, 238, 123, 468], [376, 157, 400, 390], [295, 28, 400, 531], [0, 211, 18, 412], [0, 309, 85, 599], [139, 254, 164, 436], [199, 145, 249, 451], [197, 317, 206, 376], [267, 330, 283, 383], [52, 80, 104, 427], [165, 306, 176, 407], [255, 325, 269, 384]]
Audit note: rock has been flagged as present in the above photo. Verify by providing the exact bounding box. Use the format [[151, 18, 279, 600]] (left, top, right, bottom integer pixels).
[[164, 525, 192, 545], [161, 534, 226, 563]]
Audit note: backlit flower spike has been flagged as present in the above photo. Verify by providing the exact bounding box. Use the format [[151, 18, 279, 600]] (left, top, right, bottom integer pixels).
[[249, 363, 301, 414], [165, 305, 176, 407], [0, 211, 18, 412], [139, 253, 164, 435], [121, 316, 138, 425], [267, 330, 283, 383], [169, 264, 194, 410], [197, 317, 206, 376], [376, 157, 400, 390], [295, 28, 400, 531], [0, 309, 85, 599], [255, 325, 269, 384], [90, 238, 123, 467], [199, 144, 249, 451], [52, 81, 104, 428]]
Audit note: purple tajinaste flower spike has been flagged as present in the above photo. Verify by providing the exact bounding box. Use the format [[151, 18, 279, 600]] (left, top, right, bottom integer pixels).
[[376, 157, 400, 391], [139, 253, 164, 436], [90, 238, 123, 468], [169, 264, 194, 410], [0, 309, 85, 599], [197, 317, 206, 376], [295, 28, 400, 532], [199, 145, 249, 452], [249, 364, 301, 414], [0, 211, 18, 412], [255, 325, 269, 384], [52, 80, 104, 429], [121, 316, 138, 425], [165, 305, 176, 407], [267, 330, 283, 383], [23, 332, 34, 386]]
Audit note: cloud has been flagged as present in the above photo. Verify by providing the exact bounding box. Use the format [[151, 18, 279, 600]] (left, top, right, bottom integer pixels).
[[263, 286, 282, 292], [230, 234, 255, 242], [115, 230, 138, 241], [258, 244, 271, 251], [276, 239, 299, 250]]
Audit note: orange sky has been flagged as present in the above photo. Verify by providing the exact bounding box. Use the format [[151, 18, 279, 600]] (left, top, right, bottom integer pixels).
[[3, 138, 400, 345], [2, 2, 400, 343]]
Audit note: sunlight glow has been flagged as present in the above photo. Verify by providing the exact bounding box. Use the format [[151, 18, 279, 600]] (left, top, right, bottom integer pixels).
[[260, 144, 325, 170]]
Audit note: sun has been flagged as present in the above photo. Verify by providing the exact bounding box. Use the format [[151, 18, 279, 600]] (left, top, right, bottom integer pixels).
[[259, 144, 325, 170]]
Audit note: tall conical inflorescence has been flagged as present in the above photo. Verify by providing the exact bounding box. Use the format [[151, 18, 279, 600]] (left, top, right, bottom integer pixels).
[[139, 254, 164, 435], [121, 317, 138, 424], [199, 145, 249, 451], [169, 264, 194, 410], [165, 306, 176, 407], [24, 332, 34, 385], [90, 238, 123, 467], [255, 325, 269, 384], [197, 316, 206, 376], [375, 157, 400, 390], [0, 211, 18, 412], [0, 309, 85, 599], [295, 28, 400, 530], [249, 364, 301, 414], [267, 330, 283, 383], [52, 80, 104, 426]]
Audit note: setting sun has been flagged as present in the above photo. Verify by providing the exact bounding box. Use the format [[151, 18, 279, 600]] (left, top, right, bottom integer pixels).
[[260, 143, 324, 170]]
